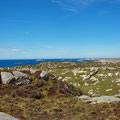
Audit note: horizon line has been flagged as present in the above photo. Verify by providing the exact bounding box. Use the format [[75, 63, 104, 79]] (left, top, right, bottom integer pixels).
[[0, 57, 120, 60]]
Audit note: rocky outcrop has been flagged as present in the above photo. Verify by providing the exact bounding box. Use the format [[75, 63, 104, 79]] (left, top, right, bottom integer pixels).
[[83, 69, 99, 81], [40, 71, 49, 81], [12, 71, 28, 80], [82, 75, 91, 81], [90, 69, 99, 76], [15, 79, 32, 86], [29, 70, 56, 81], [76, 95, 120, 103], [0, 70, 56, 85], [0, 112, 18, 120], [12, 71, 32, 86], [0, 71, 32, 86], [1, 72, 15, 84], [30, 69, 40, 74]]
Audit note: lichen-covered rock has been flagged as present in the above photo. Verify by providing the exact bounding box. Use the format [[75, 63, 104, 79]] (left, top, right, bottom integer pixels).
[[12, 71, 32, 86], [1, 72, 15, 84], [15, 78, 32, 86], [77, 95, 120, 103], [82, 69, 99, 81], [40, 71, 49, 80], [30, 69, 40, 73], [82, 75, 90, 81], [12, 71, 28, 80], [0, 71, 32, 86]]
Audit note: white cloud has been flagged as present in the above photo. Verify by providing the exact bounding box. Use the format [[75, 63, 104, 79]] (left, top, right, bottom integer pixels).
[[8, 49, 22, 52], [0, 48, 22, 52], [51, 0, 78, 13], [52, 0, 120, 12]]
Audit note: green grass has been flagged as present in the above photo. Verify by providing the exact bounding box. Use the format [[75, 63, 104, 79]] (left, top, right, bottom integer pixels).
[[0, 95, 120, 120]]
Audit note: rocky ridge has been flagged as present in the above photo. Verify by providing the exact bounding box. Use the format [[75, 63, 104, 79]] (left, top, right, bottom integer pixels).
[[10, 61, 120, 103]]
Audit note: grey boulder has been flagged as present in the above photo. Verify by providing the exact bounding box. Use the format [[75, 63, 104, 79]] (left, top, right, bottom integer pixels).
[[40, 71, 49, 80], [30, 69, 40, 74], [0, 112, 19, 120], [0, 71, 32, 86], [1, 72, 15, 84], [12, 71, 28, 80], [15, 79, 32, 86], [12, 71, 32, 86]]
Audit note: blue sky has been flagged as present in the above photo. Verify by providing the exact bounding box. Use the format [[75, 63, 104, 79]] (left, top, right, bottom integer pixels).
[[0, 0, 120, 59]]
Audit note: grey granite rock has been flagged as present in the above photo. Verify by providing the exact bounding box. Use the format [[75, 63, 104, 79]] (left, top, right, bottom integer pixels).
[[15, 78, 32, 86], [92, 96, 120, 103], [30, 69, 40, 73], [12, 71, 28, 80], [1, 72, 15, 84], [77, 95, 120, 103], [40, 71, 49, 80], [82, 69, 99, 81], [0, 112, 19, 120], [12, 71, 32, 86]]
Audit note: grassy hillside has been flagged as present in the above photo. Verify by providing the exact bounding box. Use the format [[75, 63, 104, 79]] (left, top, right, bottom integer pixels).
[[0, 61, 120, 120]]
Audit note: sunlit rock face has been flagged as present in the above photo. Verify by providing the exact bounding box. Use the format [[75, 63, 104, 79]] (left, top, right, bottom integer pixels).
[[0, 71, 32, 86], [1, 72, 15, 84], [0, 112, 19, 120]]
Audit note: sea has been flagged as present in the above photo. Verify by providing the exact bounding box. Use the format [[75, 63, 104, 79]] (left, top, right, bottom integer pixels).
[[0, 59, 97, 68]]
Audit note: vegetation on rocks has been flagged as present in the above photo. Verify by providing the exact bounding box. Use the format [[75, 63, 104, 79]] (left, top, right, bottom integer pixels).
[[0, 61, 120, 119]]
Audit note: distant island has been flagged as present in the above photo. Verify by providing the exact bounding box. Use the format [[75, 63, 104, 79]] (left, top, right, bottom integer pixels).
[[77, 58, 98, 62], [16, 62, 23, 64], [36, 59, 45, 61], [99, 58, 120, 63]]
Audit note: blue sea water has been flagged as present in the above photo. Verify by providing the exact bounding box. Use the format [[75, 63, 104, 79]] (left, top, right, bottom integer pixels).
[[0, 59, 96, 68]]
